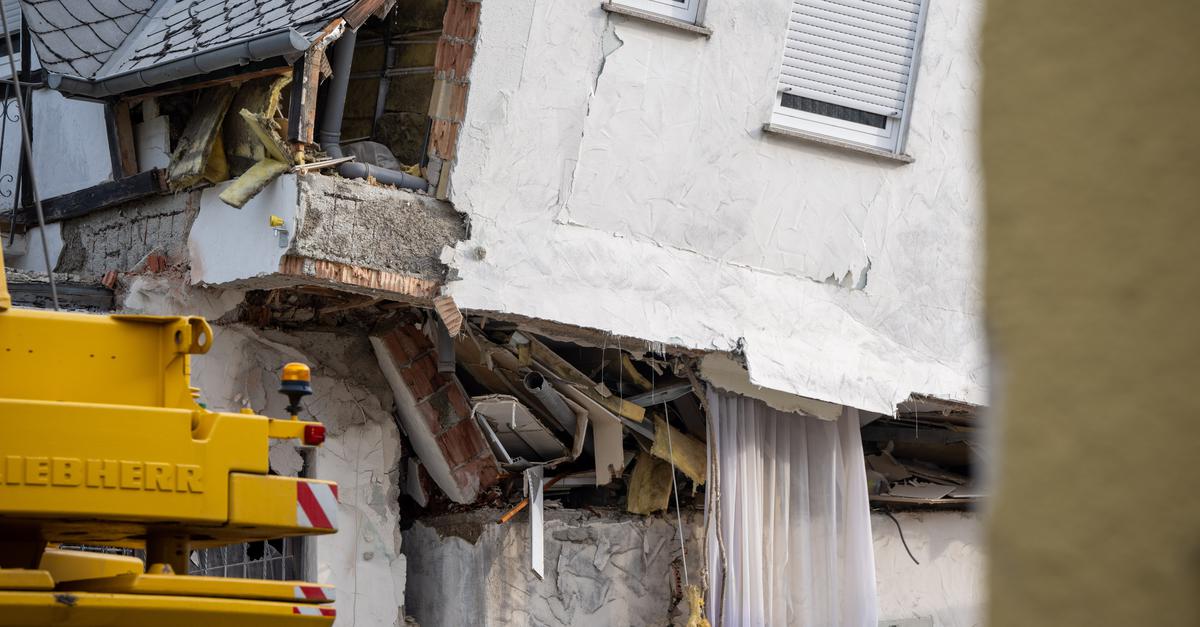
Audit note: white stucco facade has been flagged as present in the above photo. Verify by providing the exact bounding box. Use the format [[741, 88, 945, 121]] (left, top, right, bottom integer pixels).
[[444, 0, 986, 415], [874, 511, 984, 627]]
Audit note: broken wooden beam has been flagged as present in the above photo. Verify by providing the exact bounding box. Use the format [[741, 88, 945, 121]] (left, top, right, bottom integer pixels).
[[112, 101, 138, 178], [290, 19, 346, 147], [19, 169, 168, 224]]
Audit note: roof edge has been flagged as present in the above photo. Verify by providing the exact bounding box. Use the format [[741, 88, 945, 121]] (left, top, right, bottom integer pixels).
[[48, 28, 310, 98]]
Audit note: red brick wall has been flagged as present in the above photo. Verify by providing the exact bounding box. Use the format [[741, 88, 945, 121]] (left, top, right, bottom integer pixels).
[[427, 0, 481, 199], [375, 322, 499, 503]]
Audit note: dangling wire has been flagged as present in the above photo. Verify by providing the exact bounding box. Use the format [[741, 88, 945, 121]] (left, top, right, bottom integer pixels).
[[0, 2, 57, 309], [652, 351, 690, 589]]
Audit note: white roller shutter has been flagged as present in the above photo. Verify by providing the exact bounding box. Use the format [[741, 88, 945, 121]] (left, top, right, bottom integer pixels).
[[779, 0, 925, 118]]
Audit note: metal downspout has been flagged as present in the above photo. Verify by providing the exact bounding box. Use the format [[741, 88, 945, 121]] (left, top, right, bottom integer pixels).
[[319, 28, 427, 191]]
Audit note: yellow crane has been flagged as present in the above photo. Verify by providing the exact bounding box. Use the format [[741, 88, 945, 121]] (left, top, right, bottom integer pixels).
[[0, 243, 339, 625]]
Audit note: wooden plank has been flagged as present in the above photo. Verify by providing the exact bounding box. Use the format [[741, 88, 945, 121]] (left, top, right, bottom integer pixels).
[[7, 281, 114, 311], [112, 101, 138, 178], [292, 20, 345, 147], [21, 169, 168, 224]]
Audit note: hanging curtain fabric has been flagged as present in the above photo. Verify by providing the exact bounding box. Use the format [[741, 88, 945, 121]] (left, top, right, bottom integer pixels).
[[705, 388, 877, 626]]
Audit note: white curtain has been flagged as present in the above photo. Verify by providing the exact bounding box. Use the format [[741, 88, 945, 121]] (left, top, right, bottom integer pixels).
[[705, 388, 877, 626]]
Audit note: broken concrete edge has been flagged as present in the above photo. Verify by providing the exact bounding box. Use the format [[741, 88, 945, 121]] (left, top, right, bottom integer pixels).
[[291, 173, 467, 282]]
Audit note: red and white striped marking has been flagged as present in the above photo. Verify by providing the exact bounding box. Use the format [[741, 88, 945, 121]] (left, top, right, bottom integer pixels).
[[296, 482, 339, 530], [292, 606, 336, 617], [294, 585, 335, 602]]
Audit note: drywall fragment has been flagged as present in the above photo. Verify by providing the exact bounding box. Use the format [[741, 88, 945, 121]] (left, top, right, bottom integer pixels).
[[135, 114, 171, 171], [521, 333, 646, 423], [592, 411, 625, 485], [865, 449, 911, 482], [650, 416, 707, 485], [372, 323, 499, 504], [535, 367, 628, 484], [526, 466, 545, 579], [473, 395, 568, 462], [168, 85, 237, 189], [700, 353, 842, 420], [218, 158, 289, 208], [627, 452, 672, 515], [562, 397, 590, 461], [432, 294, 463, 337]]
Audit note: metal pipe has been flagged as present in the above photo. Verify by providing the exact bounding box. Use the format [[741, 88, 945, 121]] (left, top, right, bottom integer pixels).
[[370, 16, 392, 138], [320, 28, 427, 191], [523, 371, 575, 432]]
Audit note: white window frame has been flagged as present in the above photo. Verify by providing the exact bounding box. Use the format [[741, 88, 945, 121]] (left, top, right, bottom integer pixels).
[[611, 0, 702, 24], [769, 0, 932, 157]]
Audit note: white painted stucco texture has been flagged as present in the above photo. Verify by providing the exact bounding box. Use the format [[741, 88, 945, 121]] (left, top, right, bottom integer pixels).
[[443, 0, 985, 414]]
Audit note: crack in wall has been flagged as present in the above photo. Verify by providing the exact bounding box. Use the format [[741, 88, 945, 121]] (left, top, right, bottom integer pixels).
[[557, 16, 624, 212]]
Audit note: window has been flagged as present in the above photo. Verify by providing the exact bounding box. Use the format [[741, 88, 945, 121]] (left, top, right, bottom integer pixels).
[[611, 0, 702, 24], [770, 0, 930, 156]]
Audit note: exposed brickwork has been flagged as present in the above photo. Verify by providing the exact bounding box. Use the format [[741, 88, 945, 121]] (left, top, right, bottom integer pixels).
[[374, 323, 499, 503], [426, 0, 481, 200]]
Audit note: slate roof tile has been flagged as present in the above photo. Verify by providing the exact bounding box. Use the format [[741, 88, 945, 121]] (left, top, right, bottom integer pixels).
[[19, 0, 355, 85], [21, 0, 155, 77]]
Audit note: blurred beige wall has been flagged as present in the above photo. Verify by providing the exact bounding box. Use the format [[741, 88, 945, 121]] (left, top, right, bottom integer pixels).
[[982, 2, 1200, 626]]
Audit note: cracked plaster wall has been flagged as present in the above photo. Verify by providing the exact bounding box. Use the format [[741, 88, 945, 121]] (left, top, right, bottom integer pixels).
[[873, 511, 983, 627], [443, 0, 985, 414], [404, 509, 706, 627], [118, 280, 408, 627]]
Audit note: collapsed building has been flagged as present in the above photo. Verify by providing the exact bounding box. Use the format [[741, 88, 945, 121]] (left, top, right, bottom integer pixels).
[[0, 0, 987, 624]]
